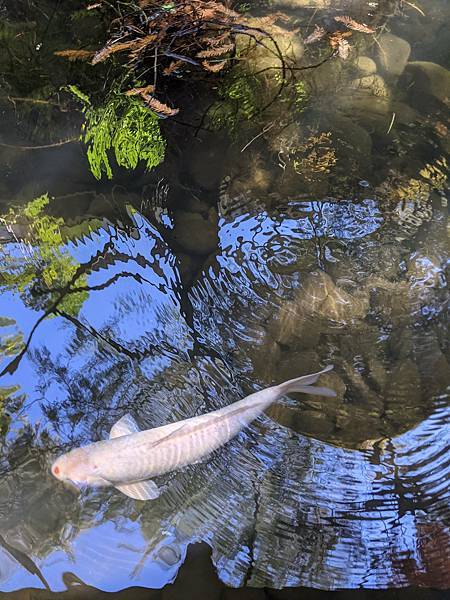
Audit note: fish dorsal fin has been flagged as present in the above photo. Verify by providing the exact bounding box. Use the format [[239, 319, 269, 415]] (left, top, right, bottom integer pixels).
[[110, 414, 140, 439], [115, 479, 160, 501]]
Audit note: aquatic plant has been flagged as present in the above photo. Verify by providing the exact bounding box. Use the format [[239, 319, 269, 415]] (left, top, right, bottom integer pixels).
[[375, 156, 448, 237], [294, 80, 308, 114], [209, 72, 263, 134], [377, 156, 448, 208], [0, 195, 88, 316], [292, 132, 337, 182], [419, 157, 448, 192], [68, 85, 166, 179]]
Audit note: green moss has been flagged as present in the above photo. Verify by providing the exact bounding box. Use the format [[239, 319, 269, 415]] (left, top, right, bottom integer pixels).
[[69, 86, 166, 179]]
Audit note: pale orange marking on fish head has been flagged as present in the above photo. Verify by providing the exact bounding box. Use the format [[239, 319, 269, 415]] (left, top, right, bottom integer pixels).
[[51, 447, 96, 485]]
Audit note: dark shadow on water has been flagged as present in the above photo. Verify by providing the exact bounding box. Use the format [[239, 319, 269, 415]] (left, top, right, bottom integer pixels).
[[0, 543, 448, 600]]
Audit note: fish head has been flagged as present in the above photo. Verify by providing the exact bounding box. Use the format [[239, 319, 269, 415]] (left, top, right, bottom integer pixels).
[[51, 448, 109, 488]]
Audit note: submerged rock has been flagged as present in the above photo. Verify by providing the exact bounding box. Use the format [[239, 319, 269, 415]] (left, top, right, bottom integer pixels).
[[376, 33, 411, 77], [300, 271, 369, 324], [185, 144, 226, 191], [350, 74, 390, 98], [406, 251, 445, 289], [412, 331, 450, 396], [276, 350, 320, 382], [294, 409, 335, 437], [322, 112, 373, 169], [336, 94, 419, 133], [171, 209, 218, 255], [177, 252, 198, 286], [385, 359, 423, 426], [306, 57, 344, 94], [369, 280, 411, 326], [238, 17, 303, 74], [354, 56, 377, 76], [267, 301, 320, 350], [268, 272, 369, 359], [404, 61, 450, 105]]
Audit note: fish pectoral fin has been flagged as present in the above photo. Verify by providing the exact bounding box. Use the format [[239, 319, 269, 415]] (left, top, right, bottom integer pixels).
[[110, 414, 141, 439], [115, 479, 160, 501]]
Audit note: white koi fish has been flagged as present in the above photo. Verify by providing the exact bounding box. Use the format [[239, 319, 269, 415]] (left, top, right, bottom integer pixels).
[[51, 365, 335, 500]]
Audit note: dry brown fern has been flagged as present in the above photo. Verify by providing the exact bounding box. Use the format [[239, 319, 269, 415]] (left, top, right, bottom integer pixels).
[[329, 31, 352, 59], [142, 94, 179, 117], [55, 0, 273, 119], [124, 85, 155, 96], [201, 32, 232, 47], [92, 40, 139, 64], [304, 25, 326, 45], [202, 59, 227, 72], [197, 42, 234, 58], [54, 49, 95, 61], [163, 60, 183, 75], [334, 16, 375, 34]]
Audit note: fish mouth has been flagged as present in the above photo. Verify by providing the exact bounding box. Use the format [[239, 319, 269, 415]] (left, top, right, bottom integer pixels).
[[61, 479, 87, 495]]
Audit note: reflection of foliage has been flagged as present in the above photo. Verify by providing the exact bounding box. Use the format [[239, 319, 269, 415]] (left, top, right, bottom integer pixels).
[[0, 318, 25, 436], [209, 72, 263, 134], [292, 132, 337, 182], [0, 385, 24, 436], [294, 80, 308, 114], [69, 86, 166, 179], [377, 157, 448, 207], [0, 195, 88, 316], [419, 157, 448, 192], [0, 316, 24, 358], [375, 156, 448, 237], [0, 332, 24, 357]]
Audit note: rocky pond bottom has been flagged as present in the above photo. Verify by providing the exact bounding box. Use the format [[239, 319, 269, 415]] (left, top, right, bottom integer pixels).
[[0, 194, 448, 592], [0, 0, 449, 595]]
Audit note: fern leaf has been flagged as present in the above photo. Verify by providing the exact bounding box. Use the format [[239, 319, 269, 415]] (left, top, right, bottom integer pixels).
[[202, 32, 231, 47], [163, 60, 183, 75], [304, 25, 326, 45], [125, 85, 155, 96], [202, 60, 227, 72], [334, 16, 375, 33], [92, 40, 136, 64], [197, 43, 234, 58], [142, 94, 179, 117], [54, 49, 95, 61], [129, 34, 158, 55]]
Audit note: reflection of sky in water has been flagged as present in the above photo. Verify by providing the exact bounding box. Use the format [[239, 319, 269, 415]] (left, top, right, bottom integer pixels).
[[0, 202, 448, 592], [218, 200, 383, 287], [1, 520, 181, 593], [220, 200, 383, 250]]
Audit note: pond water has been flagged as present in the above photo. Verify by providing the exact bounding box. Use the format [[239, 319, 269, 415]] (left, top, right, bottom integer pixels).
[[0, 0, 449, 597]]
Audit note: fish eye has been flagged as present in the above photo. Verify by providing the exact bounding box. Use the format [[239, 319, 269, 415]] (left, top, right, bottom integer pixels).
[[53, 465, 60, 476]]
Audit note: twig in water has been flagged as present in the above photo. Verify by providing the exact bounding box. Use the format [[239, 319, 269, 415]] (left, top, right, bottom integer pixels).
[[1, 96, 66, 109], [403, 1, 426, 17], [0, 137, 78, 151], [387, 112, 396, 134], [241, 122, 275, 153]]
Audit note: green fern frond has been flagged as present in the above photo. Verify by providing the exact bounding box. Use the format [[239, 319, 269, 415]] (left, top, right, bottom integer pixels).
[[68, 86, 166, 179]]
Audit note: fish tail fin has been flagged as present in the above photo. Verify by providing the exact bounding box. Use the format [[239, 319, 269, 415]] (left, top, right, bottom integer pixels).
[[277, 365, 336, 398]]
